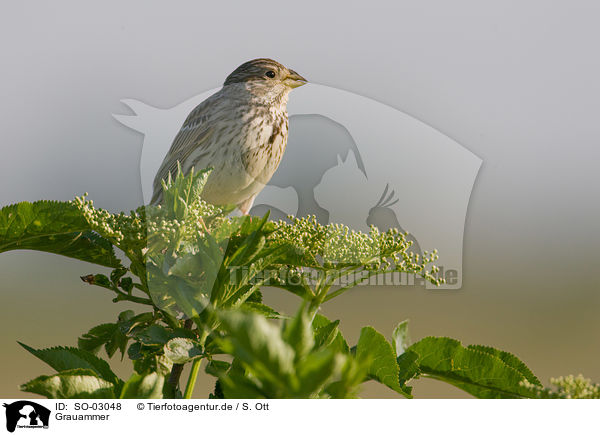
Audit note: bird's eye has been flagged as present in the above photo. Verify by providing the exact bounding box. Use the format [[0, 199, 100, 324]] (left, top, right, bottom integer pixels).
[[265, 71, 276, 78]]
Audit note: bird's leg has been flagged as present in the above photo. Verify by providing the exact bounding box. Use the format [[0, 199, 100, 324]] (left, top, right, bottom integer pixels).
[[237, 195, 257, 216]]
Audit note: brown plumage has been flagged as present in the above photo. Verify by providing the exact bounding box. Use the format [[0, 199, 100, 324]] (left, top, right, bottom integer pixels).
[[150, 58, 307, 214]]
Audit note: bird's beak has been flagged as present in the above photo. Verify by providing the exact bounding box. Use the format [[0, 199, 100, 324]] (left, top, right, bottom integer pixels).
[[284, 69, 308, 88]]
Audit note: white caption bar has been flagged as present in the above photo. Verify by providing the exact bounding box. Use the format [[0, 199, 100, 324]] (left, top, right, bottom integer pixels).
[[1, 399, 595, 435]]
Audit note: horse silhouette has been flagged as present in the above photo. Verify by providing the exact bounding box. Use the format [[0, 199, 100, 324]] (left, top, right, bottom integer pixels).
[[3, 401, 50, 433]]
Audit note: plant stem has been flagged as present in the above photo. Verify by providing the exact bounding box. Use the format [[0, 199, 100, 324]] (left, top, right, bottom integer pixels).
[[112, 291, 154, 305], [307, 272, 334, 319], [183, 329, 209, 399], [183, 359, 202, 399]]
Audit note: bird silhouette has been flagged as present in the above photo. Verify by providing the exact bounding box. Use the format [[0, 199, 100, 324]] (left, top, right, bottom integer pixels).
[[366, 184, 422, 257]]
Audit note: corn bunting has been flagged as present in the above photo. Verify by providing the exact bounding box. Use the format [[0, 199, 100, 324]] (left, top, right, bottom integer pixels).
[[150, 58, 307, 214]]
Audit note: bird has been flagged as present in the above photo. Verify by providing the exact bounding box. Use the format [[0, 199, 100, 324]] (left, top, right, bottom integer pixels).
[[150, 58, 307, 214]]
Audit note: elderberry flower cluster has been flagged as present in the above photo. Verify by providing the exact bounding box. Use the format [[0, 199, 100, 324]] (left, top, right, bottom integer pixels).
[[72, 168, 444, 288], [521, 375, 600, 398], [272, 215, 444, 286], [72, 194, 146, 250]]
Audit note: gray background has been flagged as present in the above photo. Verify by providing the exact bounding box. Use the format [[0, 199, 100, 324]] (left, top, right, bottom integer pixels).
[[1, 0, 599, 398]]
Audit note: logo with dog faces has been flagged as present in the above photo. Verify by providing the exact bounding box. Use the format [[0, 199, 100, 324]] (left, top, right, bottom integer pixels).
[[3, 401, 50, 432]]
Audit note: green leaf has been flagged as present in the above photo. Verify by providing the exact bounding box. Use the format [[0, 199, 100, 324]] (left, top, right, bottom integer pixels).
[[205, 360, 230, 377], [18, 342, 121, 386], [164, 338, 203, 364], [407, 337, 538, 398], [355, 327, 411, 397], [133, 355, 173, 377], [118, 312, 154, 335], [78, 323, 128, 359], [226, 216, 269, 267], [80, 273, 112, 289], [296, 350, 343, 397], [209, 380, 225, 399], [246, 289, 263, 303], [21, 368, 115, 399], [146, 263, 210, 320], [313, 314, 349, 354], [324, 356, 370, 399], [282, 309, 314, 360], [241, 302, 283, 319], [219, 368, 268, 399], [392, 320, 410, 357], [270, 282, 312, 300], [218, 311, 295, 385], [168, 249, 219, 286], [314, 319, 340, 350], [0, 200, 120, 267], [78, 323, 116, 354], [128, 342, 143, 360], [119, 372, 165, 399], [110, 267, 128, 284], [135, 325, 172, 346], [467, 344, 542, 386], [120, 277, 133, 292], [264, 241, 319, 269], [396, 350, 420, 395]]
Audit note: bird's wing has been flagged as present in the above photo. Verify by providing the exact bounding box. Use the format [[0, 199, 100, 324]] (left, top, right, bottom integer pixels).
[[150, 96, 218, 204]]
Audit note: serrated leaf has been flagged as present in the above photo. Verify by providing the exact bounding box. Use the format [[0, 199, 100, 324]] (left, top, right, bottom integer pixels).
[[407, 337, 538, 398], [135, 325, 171, 345], [210, 379, 224, 399], [396, 350, 420, 395], [78, 323, 128, 359], [241, 302, 283, 319], [218, 311, 295, 385], [227, 221, 268, 267], [118, 312, 154, 335], [270, 281, 312, 300], [313, 314, 349, 354], [119, 372, 164, 398], [81, 273, 112, 289], [246, 289, 263, 303], [20, 368, 115, 399], [355, 326, 410, 397], [205, 360, 230, 377], [467, 344, 541, 386], [110, 267, 128, 284], [78, 323, 116, 354], [164, 338, 203, 364], [0, 200, 120, 267], [314, 319, 340, 349], [18, 342, 121, 386]]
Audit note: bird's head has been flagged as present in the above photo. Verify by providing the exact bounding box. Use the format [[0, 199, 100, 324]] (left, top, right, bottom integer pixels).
[[224, 58, 307, 101]]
